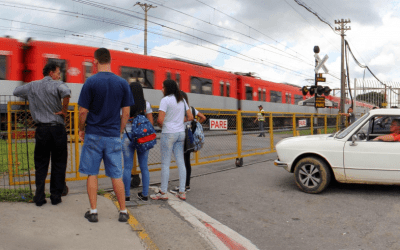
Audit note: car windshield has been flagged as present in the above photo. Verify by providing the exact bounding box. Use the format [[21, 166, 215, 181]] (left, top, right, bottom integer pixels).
[[335, 112, 370, 139]]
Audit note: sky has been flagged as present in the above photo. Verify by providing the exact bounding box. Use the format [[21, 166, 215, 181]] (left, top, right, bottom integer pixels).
[[1, 0, 400, 98]]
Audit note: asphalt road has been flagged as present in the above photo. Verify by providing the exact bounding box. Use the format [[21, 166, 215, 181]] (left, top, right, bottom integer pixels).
[[167, 153, 400, 250]]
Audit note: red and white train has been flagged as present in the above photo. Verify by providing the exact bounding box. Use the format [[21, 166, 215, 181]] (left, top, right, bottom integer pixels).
[[0, 37, 373, 112]]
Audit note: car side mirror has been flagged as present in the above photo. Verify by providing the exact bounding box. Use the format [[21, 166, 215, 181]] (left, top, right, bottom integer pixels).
[[357, 132, 366, 140], [350, 134, 358, 146]]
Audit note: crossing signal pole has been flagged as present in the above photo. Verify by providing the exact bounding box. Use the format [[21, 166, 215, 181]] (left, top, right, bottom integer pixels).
[[135, 2, 157, 55], [335, 19, 351, 126]]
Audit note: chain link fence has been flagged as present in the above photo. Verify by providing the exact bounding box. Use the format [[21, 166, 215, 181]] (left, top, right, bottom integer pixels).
[[0, 96, 341, 198]]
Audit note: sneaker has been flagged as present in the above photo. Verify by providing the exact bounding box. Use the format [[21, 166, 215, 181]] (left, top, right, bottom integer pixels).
[[137, 192, 148, 201], [150, 191, 168, 200], [176, 192, 186, 200], [118, 212, 129, 222], [84, 211, 98, 223], [125, 196, 130, 202], [170, 186, 190, 194]]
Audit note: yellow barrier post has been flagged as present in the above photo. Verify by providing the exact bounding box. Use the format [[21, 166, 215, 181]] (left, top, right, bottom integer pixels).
[[292, 114, 296, 137], [336, 114, 339, 132], [324, 115, 328, 134], [194, 150, 199, 164], [310, 114, 314, 135], [74, 104, 81, 178], [7, 102, 14, 185], [237, 111, 242, 158], [269, 113, 274, 150]]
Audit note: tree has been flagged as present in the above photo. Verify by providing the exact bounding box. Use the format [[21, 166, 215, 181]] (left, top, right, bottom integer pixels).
[[356, 91, 386, 107]]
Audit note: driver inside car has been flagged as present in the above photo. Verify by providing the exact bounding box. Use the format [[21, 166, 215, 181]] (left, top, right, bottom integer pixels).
[[373, 119, 400, 141]]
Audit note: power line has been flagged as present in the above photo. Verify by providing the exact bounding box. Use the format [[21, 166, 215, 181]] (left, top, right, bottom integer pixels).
[[293, 0, 339, 33], [144, 0, 311, 61], [345, 40, 398, 95], [71, 0, 313, 65], [0, 16, 314, 81], [283, 0, 341, 53], [69, 0, 315, 78], [192, 0, 310, 62]]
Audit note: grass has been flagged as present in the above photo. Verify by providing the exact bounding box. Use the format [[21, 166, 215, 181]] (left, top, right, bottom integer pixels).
[[0, 140, 35, 174], [0, 187, 33, 202], [97, 189, 106, 195]]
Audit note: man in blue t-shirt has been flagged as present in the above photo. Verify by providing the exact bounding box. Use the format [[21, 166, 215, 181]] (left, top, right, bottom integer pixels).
[[78, 48, 134, 223]]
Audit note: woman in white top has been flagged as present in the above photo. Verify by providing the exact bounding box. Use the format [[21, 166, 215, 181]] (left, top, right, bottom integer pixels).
[[150, 80, 193, 200], [122, 82, 153, 202], [170, 91, 206, 194]]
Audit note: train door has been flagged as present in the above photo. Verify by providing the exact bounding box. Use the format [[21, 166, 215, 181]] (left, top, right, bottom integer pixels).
[[219, 79, 231, 97], [244, 84, 254, 101], [164, 70, 184, 89]]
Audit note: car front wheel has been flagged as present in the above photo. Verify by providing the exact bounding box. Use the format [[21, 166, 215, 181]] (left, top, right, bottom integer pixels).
[[294, 156, 331, 194]]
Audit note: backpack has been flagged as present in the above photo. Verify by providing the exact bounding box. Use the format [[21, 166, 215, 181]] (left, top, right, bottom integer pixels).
[[127, 114, 157, 153], [190, 107, 205, 152]]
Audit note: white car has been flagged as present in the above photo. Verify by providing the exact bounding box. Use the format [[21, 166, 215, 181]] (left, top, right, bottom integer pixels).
[[274, 109, 400, 194]]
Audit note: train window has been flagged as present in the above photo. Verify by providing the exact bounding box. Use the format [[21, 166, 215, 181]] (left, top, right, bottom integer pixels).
[[226, 83, 230, 97], [83, 61, 92, 82], [120, 66, 154, 89], [0, 55, 6, 80], [190, 77, 212, 95], [258, 89, 261, 101], [176, 73, 180, 87], [166, 72, 171, 80], [270, 91, 282, 103], [294, 95, 303, 104], [245, 86, 253, 100], [47, 58, 67, 82], [263, 89, 266, 101], [285, 93, 291, 104], [220, 81, 224, 96]]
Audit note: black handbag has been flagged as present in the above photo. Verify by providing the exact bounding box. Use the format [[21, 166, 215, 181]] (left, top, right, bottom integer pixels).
[[184, 101, 195, 153]]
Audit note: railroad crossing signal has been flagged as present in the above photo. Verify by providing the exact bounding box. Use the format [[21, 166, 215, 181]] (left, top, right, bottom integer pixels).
[[301, 85, 331, 96], [314, 54, 329, 73]]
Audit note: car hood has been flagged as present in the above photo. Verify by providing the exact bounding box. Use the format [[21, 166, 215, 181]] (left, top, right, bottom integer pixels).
[[277, 134, 332, 145]]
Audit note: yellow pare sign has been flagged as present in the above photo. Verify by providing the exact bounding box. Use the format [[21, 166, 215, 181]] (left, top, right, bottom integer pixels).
[[315, 96, 325, 108]]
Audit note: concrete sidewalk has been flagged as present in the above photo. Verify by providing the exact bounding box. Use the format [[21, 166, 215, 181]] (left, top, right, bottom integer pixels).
[[0, 193, 145, 250]]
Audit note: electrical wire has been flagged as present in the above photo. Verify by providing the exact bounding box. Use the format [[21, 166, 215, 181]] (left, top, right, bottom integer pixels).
[[192, 0, 311, 62], [0, 2, 314, 79], [68, 0, 315, 78], [143, 0, 311, 62], [345, 40, 398, 95], [293, 0, 339, 34]]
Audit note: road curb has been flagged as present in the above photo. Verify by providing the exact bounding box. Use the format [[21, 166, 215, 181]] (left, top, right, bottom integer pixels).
[[103, 193, 158, 250]]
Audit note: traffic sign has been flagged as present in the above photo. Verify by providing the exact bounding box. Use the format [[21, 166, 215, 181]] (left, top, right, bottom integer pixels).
[[315, 96, 326, 108], [317, 77, 326, 82], [314, 54, 329, 73]]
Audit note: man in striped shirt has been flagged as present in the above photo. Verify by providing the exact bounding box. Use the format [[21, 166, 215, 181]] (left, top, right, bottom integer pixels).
[[13, 61, 71, 206]]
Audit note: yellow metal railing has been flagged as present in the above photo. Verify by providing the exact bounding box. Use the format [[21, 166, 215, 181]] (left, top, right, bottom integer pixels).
[[4, 102, 341, 185]]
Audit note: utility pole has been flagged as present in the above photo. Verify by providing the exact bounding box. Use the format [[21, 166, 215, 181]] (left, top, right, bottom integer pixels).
[[314, 46, 319, 134], [335, 19, 350, 126], [135, 2, 157, 55]]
